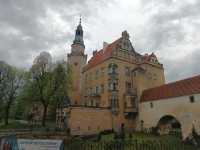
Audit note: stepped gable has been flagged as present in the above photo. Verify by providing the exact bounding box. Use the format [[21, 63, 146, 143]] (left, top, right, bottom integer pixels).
[[83, 38, 121, 71]]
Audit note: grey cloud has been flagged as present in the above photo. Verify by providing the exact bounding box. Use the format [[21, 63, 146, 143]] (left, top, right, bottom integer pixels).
[[0, 0, 109, 68], [140, 0, 199, 43], [164, 49, 200, 82], [136, 0, 200, 81], [0, 0, 199, 82]]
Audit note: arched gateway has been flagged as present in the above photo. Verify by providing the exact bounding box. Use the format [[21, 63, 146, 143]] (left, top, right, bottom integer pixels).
[[157, 115, 181, 135], [140, 75, 200, 139]]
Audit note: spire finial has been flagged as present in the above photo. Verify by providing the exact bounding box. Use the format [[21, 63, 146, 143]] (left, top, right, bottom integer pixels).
[[79, 14, 82, 25]]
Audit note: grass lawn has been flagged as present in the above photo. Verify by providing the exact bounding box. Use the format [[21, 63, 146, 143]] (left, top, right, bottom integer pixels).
[[66, 133, 195, 150], [101, 132, 181, 143], [0, 119, 57, 131], [0, 120, 31, 130]]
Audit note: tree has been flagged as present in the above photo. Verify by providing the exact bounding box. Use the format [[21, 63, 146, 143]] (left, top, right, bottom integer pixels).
[[23, 52, 72, 127], [48, 62, 72, 120], [28, 52, 53, 127], [0, 61, 24, 125]]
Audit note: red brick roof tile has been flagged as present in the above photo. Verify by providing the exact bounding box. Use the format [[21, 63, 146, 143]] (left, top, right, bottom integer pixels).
[[141, 75, 200, 102], [83, 38, 121, 71]]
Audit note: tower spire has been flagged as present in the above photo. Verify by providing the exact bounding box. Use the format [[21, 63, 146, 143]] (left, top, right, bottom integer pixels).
[[72, 16, 84, 47]]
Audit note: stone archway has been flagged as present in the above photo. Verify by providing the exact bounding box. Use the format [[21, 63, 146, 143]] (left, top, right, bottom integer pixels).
[[157, 115, 182, 135]]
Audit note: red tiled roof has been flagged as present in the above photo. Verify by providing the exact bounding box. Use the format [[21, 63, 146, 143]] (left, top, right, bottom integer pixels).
[[83, 38, 121, 71], [141, 75, 200, 102]]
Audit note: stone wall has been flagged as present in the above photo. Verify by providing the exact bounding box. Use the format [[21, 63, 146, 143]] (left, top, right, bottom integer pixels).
[[68, 107, 112, 135]]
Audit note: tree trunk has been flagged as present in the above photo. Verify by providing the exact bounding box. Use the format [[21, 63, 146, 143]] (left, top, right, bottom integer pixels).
[[4, 104, 10, 125], [42, 104, 48, 127]]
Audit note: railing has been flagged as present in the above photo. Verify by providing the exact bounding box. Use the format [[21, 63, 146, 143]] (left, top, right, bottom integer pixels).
[[65, 140, 199, 150]]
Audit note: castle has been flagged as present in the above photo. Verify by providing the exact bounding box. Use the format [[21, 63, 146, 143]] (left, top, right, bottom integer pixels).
[[56, 19, 200, 139]]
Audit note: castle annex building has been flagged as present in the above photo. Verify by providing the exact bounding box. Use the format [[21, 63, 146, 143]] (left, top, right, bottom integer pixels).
[[56, 20, 200, 139]]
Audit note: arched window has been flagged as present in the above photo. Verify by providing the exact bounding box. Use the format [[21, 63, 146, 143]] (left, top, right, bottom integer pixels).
[[108, 63, 118, 74], [108, 80, 117, 91]]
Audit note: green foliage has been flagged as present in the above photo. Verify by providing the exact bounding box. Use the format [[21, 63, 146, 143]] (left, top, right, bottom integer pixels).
[[0, 61, 25, 125], [20, 61, 72, 126], [0, 58, 73, 127], [52, 63, 72, 103], [48, 63, 72, 120], [0, 120, 30, 130]]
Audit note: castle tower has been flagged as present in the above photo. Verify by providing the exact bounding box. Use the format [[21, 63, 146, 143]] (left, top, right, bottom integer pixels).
[[67, 18, 87, 105]]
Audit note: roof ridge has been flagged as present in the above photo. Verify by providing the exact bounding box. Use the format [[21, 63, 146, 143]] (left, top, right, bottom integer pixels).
[[141, 74, 200, 102], [143, 74, 200, 92]]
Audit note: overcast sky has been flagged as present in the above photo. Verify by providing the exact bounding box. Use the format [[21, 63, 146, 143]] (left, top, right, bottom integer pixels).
[[0, 0, 200, 82]]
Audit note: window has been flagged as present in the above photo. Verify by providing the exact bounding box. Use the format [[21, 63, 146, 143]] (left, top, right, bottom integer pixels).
[[131, 97, 135, 107], [108, 63, 118, 74], [95, 70, 99, 79], [96, 102, 99, 107], [150, 102, 154, 108], [88, 126, 91, 130], [108, 81, 117, 91], [125, 67, 131, 76], [101, 67, 104, 76], [92, 87, 96, 95], [189, 96, 195, 103], [109, 95, 119, 108], [89, 88, 92, 95], [101, 84, 104, 93], [91, 100, 94, 106], [125, 82, 132, 93], [124, 101, 127, 107], [96, 86, 99, 94]]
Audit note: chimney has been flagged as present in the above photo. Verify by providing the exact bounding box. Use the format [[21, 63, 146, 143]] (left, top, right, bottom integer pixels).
[[103, 42, 108, 48], [93, 50, 98, 56], [103, 42, 108, 52]]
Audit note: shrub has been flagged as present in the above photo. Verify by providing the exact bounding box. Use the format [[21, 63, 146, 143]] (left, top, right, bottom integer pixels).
[[101, 129, 114, 135], [150, 127, 159, 136], [129, 133, 132, 139]]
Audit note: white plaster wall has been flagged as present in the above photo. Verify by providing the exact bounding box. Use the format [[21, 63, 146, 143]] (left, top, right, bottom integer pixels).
[[139, 93, 200, 139]]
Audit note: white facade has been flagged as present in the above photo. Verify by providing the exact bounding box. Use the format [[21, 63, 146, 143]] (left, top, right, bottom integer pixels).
[[139, 93, 200, 139]]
